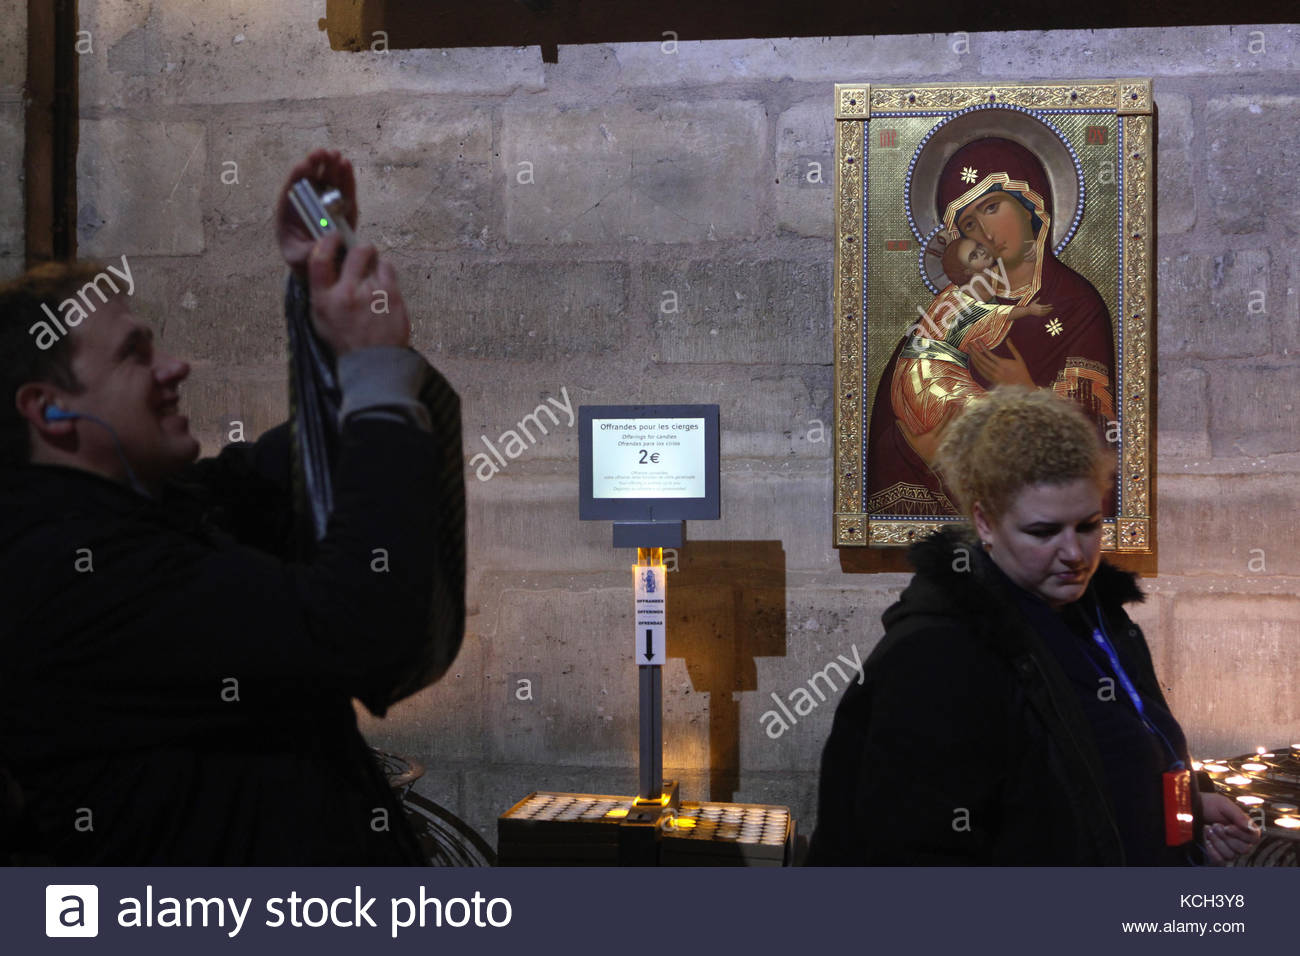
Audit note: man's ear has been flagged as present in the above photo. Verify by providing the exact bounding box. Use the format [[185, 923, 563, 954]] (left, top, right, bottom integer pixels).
[[14, 383, 74, 436]]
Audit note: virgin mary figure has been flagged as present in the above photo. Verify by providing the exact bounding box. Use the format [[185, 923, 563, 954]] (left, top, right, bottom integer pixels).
[[864, 137, 1116, 517]]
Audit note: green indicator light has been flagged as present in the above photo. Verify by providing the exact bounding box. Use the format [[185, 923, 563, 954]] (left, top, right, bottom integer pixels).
[[319, 217, 329, 227]]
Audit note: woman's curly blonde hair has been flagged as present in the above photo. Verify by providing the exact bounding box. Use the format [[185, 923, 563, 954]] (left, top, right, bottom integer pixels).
[[935, 386, 1111, 520]]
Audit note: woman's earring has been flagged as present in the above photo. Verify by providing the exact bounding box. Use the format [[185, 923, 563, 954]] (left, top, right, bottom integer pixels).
[[981, 539, 993, 552]]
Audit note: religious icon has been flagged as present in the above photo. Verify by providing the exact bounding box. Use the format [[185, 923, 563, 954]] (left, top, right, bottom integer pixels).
[[831, 80, 1154, 554]]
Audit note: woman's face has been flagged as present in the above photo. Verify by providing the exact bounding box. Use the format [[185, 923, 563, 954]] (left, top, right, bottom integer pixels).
[[956, 192, 1035, 268], [973, 478, 1104, 608]]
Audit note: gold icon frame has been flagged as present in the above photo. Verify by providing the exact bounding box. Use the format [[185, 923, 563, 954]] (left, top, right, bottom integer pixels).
[[832, 79, 1155, 555]]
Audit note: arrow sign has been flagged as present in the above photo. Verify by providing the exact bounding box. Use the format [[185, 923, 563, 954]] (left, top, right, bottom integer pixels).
[[634, 565, 666, 666]]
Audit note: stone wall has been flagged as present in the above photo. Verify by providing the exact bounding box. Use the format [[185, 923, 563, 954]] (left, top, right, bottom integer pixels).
[[4, 2, 1298, 851], [0, 0, 25, 279]]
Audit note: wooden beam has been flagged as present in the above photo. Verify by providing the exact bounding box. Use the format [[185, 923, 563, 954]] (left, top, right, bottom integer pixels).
[[24, 0, 79, 267], [323, 0, 1298, 53]]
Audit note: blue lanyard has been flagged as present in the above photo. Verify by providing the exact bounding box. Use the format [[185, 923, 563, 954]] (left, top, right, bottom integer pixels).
[[1088, 601, 1185, 771]]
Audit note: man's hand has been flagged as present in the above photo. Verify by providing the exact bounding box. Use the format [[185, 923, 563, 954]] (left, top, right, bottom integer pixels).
[[276, 150, 358, 280], [307, 233, 410, 357], [1201, 792, 1262, 865]]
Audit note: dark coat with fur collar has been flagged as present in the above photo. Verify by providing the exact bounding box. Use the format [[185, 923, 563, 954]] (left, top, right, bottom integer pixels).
[[807, 527, 1197, 865]]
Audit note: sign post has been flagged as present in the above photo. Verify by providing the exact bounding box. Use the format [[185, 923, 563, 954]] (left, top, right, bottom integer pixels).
[[579, 405, 720, 805], [634, 550, 666, 801]]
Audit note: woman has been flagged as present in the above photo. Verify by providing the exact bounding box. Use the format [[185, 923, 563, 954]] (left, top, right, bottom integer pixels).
[[810, 388, 1258, 865], [866, 137, 1115, 517]]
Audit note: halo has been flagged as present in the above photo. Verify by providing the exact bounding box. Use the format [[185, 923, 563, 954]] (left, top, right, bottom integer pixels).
[[903, 105, 1084, 294]]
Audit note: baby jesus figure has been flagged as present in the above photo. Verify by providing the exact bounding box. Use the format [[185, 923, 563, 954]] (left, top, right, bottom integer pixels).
[[890, 237, 1053, 464]]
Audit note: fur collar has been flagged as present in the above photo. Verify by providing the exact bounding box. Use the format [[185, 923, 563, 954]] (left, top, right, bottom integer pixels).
[[905, 525, 1145, 611]]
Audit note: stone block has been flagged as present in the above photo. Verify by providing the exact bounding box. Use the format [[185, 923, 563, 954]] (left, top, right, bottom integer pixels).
[[0, 0, 22, 90], [1155, 93, 1195, 235], [1167, 594, 1300, 758], [1158, 474, 1300, 575], [408, 261, 630, 361], [180, 362, 289, 460], [468, 465, 834, 574], [1157, 250, 1271, 358], [737, 585, 902, 773], [1275, 247, 1300, 357], [119, 255, 288, 366], [502, 101, 767, 244], [605, 34, 959, 87], [1125, 592, 1170, 696], [78, 1, 542, 107], [645, 258, 831, 364], [0, 103, 21, 260], [77, 120, 206, 257], [970, 25, 1298, 77], [202, 115, 329, 276], [1205, 95, 1300, 237], [678, 465, 836, 574], [206, 101, 495, 270], [467, 476, 613, 573], [459, 377, 582, 469], [454, 365, 831, 469], [348, 101, 496, 252], [356, 625, 487, 764], [485, 587, 640, 767], [1155, 365, 1210, 459], [1206, 363, 1300, 457], [775, 99, 835, 239]]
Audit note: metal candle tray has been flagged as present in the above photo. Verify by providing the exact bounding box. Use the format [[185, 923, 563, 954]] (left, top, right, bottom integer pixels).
[[498, 791, 794, 866]]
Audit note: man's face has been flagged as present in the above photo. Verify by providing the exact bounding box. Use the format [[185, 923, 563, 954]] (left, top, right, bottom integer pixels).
[[973, 478, 1104, 609], [62, 297, 199, 487], [957, 192, 1034, 267]]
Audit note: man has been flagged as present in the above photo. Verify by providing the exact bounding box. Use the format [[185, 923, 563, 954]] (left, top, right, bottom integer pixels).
[[0, 151, 465, 864]]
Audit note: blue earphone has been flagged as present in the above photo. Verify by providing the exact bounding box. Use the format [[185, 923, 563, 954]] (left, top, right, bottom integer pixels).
[[41, 404, 150, 497]]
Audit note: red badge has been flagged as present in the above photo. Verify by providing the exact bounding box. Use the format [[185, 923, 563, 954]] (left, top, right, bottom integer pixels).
[[1163, 769, 1194, 846]]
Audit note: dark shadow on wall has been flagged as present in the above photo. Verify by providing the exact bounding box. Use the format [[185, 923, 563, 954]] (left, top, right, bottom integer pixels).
[[666, 540, 786, 804]]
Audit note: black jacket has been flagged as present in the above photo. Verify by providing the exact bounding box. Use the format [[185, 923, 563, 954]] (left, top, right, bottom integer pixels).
[[807, 527, 1202, 865], [0, 406, 464, 864]]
